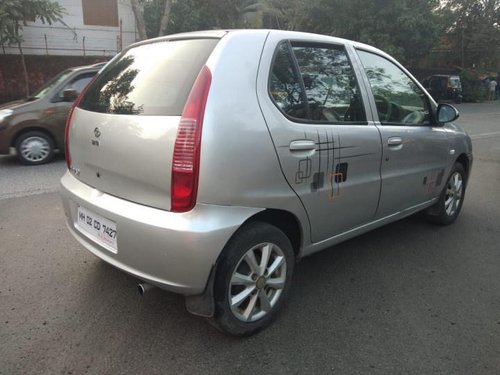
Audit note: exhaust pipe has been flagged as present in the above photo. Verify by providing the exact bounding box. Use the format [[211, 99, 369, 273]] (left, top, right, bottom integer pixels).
[[138, 282, 154, 296]]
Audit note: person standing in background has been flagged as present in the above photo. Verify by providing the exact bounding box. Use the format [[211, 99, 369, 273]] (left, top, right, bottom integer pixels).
[[488, 78, 497, 100]]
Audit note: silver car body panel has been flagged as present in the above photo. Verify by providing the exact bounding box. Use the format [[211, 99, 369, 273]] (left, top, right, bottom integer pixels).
[[68, 108, 179, 211], [256, 32, 383, 243], [60, 29, 473, 296], [197, 31, 312, 244], [61, 172, 262, 294]]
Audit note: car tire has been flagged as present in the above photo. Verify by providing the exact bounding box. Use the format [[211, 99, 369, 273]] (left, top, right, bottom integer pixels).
[[15, 131, 55, 165], [426, 162, 466, 225], [211, 222, 294, 336]]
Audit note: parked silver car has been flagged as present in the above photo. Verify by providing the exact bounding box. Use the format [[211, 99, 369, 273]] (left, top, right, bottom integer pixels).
[[60, 30, 472, 336]]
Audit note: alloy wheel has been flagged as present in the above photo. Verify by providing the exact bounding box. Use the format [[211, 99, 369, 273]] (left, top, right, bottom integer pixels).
[[229, 242, 287, 322], [444, 171, 463, 216]]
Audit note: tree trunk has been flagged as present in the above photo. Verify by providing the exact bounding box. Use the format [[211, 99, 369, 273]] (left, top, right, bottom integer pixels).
[[17, 41, 29, 97], [130, 0, 147, 40], [158, 0, 174, 36]]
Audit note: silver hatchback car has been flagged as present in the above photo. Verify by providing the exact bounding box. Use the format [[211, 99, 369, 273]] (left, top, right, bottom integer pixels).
[[61, 29, 472, 336]]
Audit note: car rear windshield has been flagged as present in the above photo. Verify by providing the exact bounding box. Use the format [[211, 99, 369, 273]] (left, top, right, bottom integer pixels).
[[78, 38, 219, 116]]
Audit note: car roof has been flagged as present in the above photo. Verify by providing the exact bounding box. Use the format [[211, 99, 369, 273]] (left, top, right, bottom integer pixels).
[[127, 29, 392, 61], [70, 62, 107, 73]]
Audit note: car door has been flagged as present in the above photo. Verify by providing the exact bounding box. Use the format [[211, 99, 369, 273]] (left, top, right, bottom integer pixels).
[[257, 35, 382, 243], [354, 49, 451, 218]]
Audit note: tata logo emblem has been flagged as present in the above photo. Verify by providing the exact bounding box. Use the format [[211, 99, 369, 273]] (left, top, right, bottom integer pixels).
[[91, 127, 101, 146]]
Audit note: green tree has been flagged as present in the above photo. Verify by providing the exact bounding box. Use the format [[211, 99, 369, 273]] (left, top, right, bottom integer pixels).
[[235, 0, 314, 29], [136, 0, 450, 71], [0, 0, 64, 96], [440, 0, 500, 70], [307, 0, 446, 67], [130, 0, 176, 40]]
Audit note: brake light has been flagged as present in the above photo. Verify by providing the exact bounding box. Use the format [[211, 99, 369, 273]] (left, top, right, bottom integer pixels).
[[64, 75, 97, 169], [171, 66, 212, 212]]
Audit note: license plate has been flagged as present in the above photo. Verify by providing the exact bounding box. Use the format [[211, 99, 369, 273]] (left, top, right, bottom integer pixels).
[[77, 206, 118, 252]]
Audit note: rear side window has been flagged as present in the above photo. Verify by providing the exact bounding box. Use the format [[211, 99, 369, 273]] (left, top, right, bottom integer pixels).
[[269, 42, 308, 119], [79, 39, 219, 116], [269, 41, 366, 123]]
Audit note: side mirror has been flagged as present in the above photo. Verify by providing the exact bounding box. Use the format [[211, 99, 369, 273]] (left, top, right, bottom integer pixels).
[[62, 89, 78, 102], [437, 103, 459, 123]]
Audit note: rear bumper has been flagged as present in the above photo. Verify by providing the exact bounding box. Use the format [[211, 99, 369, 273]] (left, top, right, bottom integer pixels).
[[60, 171, 262, 295]]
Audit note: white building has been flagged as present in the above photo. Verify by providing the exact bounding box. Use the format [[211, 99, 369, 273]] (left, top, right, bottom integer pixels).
[[3, 0, 137, 56]]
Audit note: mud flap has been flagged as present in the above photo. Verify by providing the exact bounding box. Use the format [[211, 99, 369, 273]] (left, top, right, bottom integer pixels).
[[185, 265, 216, 318]]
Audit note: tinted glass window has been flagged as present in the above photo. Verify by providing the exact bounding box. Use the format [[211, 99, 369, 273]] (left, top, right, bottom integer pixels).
[[79, 39, 219, 115], [357, 50, 430, 125], [269, 42, 366, 123], [269, 42, 308, 119], [31, 69, 73, 99], [449, 77, 461, 89], [58, 73, 96, 99], [292, 44, 366, 122]]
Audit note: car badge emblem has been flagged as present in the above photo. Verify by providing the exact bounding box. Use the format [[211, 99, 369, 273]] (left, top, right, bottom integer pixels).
[[94, 127, 101, 138]]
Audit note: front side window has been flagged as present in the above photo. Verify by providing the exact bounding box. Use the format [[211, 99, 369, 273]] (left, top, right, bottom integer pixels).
[[357, 50, 430, 125], [31, 69, 73, 99], [269, 41, 366, 123], [58, 73, 95, 99]]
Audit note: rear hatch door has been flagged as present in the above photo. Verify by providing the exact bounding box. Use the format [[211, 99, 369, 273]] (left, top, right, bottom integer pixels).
[[68, 38, 219, 210]]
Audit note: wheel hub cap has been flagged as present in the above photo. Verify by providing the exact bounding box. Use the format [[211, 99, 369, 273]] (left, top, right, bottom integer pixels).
[[20, 136, 50, 162], [30, 141, 42, 153], [256, 276, 266, 289]]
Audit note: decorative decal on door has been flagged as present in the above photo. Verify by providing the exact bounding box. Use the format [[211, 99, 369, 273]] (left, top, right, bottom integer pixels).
[[291, 128, 374, 200], [295, 157, 311, 183], [311, 172, 324, 192]]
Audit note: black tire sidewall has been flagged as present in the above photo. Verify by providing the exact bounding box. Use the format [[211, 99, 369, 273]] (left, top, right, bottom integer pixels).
[[212, 222, 294, 336], [15, 131, 55, 165]]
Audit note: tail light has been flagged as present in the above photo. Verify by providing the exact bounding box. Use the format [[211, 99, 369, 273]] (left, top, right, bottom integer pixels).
[[171, 66, 212, 212], [64, 76, 97, 169]]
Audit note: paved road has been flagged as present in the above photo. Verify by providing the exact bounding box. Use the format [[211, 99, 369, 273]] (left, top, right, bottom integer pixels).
[[0, 154, 66, 200], [1, 102, 499, 374]]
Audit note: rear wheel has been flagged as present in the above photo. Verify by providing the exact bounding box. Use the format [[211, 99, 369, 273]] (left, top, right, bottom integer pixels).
[[211, 222, 294, 336], [426, 163, 466, 225], [15, 131, 54, 165]]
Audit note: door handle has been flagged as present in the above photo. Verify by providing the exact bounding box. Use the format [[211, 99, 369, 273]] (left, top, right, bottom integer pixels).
[[289, 140, 316, 152], [387, 137, 403, 147]]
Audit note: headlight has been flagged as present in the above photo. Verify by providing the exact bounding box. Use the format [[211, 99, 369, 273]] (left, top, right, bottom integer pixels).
[[0, 109, 13, 123]]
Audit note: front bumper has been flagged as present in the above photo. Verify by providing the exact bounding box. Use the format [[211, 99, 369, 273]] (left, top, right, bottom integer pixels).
[[60, 171, 262, 295], [0, 122, 13, 154]]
